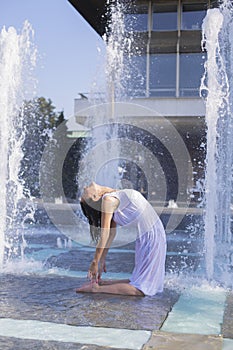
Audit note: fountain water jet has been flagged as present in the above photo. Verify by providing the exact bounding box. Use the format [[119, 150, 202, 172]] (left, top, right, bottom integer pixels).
[[78, 0, 134, 190], [1, 1, 232, 287], [0, 21, 37, 270], [201, 0, 233, 285]]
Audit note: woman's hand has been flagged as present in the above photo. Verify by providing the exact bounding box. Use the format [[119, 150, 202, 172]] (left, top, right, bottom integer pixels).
[[98, 258, 107, 281], [87, 260, 98, 282]]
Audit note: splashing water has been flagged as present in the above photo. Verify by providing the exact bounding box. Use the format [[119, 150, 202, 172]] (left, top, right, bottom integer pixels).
[[103, 0, 135, 102], [78, 0, 135, 190], [1, 1, 232, 290], [201, 1, 233, 286], [0, 21, 37, 270]]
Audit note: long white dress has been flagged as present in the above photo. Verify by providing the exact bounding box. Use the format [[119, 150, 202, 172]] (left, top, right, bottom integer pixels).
[[103, 189, 167, 296]]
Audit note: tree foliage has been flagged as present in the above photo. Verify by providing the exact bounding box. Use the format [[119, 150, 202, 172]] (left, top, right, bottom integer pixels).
[[20, 97, 68, 198]]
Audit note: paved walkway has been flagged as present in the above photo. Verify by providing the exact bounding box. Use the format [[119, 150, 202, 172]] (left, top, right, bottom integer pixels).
[[0, 227, 232, 350], [0, 272, 232, 349], [0, 274, 178, 349]]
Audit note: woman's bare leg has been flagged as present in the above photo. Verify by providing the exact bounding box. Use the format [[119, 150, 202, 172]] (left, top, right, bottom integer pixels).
[[76, 281, 144, 296], [98, 279, 130, 286]]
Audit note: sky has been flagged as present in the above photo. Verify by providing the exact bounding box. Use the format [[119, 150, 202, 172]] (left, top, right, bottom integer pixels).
[[0, 0, 106, 118]]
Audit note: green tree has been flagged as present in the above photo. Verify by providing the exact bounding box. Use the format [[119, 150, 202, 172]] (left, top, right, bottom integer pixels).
[[20, 97, 68, 198]]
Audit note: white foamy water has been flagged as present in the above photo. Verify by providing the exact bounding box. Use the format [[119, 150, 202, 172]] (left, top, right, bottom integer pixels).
[[0, 21, 37, 269], [201, 2, 233, 286]]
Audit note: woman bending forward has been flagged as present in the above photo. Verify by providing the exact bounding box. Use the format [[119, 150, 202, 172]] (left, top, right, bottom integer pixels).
[[76, 182, 167, 296]]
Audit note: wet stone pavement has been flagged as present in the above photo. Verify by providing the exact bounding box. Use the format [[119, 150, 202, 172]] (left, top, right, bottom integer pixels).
[[1, 272, 232, 350], [0, 227, 232, 350], [0, 274, 179, 349], [222, 292, 233, 339], [0, 274, 179, 330]]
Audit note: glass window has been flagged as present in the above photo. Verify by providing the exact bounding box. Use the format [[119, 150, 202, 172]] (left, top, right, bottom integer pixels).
[[152, 4, 177, 31], [124, 5, 148, 32], [182, 3, 207, 30], [150, 54, 176, 97], [124, 55, 147, 97], [179, 53, 206, 96]]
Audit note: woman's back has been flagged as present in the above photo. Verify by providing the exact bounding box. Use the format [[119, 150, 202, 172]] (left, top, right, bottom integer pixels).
[[104, 189, 160, 236]]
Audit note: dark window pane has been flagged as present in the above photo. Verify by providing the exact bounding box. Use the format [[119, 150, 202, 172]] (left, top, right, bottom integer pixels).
[[150, 54, 176, 96], [182, 3, 207, 30], [124, 55, 147, 97], [124, 5, 148, 32], [180, 53, 206, 96], [153, 4, 177, 31]]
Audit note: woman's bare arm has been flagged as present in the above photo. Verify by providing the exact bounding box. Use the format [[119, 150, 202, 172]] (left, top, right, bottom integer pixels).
[[97, 220, 116, 279], [101, 220, 116, 257], [88, 196, 118, 280]]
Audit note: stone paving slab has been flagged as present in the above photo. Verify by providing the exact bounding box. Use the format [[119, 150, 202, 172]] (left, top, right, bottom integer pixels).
[[0, 337, 123, 350], [143, 331, 223, 350], [0, 274, 179, 331], [0, 273, 180, 349], [1, 273, 232, 349], [222, 291, 233, 339]]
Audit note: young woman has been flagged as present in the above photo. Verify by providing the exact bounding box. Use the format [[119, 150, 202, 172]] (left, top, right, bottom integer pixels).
[[76, 182, 167, 296]]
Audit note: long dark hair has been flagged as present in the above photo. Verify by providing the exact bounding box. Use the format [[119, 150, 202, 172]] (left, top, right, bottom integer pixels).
[[80, 198, 102, 243]]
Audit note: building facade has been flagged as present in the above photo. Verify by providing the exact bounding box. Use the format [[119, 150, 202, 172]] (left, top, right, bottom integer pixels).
[[68, 0, 218, 207]]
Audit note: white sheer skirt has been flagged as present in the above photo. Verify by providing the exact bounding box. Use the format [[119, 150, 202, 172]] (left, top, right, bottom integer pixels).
[[129, 219, 167, 296]]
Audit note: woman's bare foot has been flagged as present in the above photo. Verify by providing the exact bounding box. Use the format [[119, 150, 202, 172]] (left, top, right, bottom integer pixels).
[[76, 280, 144, 296], [76, 282, 99, 293]]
